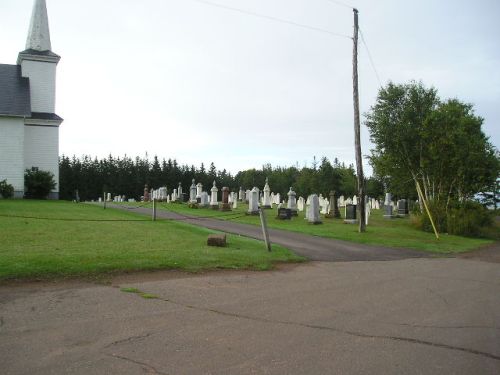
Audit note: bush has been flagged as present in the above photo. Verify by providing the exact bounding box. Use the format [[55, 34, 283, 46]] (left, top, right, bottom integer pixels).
[[413, 200, 447, 233], [447, 201, 493, 238], [413, 200, 495, 238], [0, 179, 14, 198], [24, 169, 56, 199]]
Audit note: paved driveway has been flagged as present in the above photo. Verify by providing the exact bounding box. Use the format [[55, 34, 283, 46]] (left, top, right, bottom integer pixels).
[[1, 258, 499, 374]]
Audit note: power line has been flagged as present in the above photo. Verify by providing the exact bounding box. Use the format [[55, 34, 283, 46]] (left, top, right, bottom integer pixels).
[[188, 0, 352, 39], [359, 28, 383, 88], [323, 0, 355, 10]]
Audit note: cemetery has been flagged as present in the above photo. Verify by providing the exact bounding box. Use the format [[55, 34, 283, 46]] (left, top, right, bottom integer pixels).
[[112, 180, 493, 254]]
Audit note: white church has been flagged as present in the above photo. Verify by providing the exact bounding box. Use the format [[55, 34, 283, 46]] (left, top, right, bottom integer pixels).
[[0, 0, 62, 199]]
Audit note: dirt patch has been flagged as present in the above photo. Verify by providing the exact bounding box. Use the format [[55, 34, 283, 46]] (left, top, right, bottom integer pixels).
[[0, 262, 308, 291], [458, 242, 500, 263]]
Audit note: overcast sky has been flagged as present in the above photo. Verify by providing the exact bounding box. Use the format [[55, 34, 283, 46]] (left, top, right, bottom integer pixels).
[[2, 0, 499, 175]]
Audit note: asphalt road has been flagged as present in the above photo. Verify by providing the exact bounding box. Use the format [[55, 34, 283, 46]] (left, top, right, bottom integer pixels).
[[1, 259, 499, 374]]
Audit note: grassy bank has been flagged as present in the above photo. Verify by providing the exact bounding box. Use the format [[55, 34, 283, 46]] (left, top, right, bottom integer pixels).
[[141, 201, 494, 254], [0, 200, 303, 281]]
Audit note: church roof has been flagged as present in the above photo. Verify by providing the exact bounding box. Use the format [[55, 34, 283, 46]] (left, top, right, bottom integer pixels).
[[30, 112, 63, 121], [0, 64, 31, 117]]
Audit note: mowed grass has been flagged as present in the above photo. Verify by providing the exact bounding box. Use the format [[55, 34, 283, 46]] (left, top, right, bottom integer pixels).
[[0, 200, 303, 281], [147, 201, 493, 254]]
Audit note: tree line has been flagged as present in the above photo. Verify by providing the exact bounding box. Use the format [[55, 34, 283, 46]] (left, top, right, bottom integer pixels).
[[59, 155, 385, 201]]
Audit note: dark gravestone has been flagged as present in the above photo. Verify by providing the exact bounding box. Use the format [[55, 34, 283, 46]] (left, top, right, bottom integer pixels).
[[207, 234, 227, 247], [277, 208, 292, 220], [398, 199, 409, 216], [219, 187, 231, 211], [325, 191, 341, 219], [344, 204, 357, 224]]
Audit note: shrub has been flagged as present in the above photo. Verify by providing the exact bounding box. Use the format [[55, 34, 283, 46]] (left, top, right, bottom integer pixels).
[[447, 201, 493, 238], [0, 179, 14, 198], [413, 200, 447, 233], [413, 199, 495, 238], [24, 169, 56, 199]]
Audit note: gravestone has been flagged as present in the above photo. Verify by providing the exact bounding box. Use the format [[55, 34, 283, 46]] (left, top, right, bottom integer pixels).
[[383, 193, 394, 218], [220, 187, 231, 211], [210, 181, 219, 209], [207, 234, 226, 247], [200, 191, 209, 207], [344, 204, 357, 224], [397, 199, 409, 216], [232, 192, 238, 209], [277, 208, 292, 220], [238, 187, 245, 201], [275, 193, 281, 205], [177, 182, 183, 201], [325, 191, 341, 218], [297, 196, 305, 212], [287, 187, 298, 216], [144, 185, 150, 202], [196, 183, 203, 201], [306, 194, 322, 224], [245, 189, 251, 203], [247, 187, 259, 215], [365, 201, 371, 225], [189, 179, 197, 203], [262, 178, 271, 208]]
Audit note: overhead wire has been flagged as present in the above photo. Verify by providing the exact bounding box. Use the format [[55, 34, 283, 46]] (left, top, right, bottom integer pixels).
[[188, 0, 352, 39], [322, 0, 355, 10], [359, 28, 383, 88]]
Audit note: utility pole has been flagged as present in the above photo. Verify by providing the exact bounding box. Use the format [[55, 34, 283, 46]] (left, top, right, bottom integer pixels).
[[352, 8, 366, 232]]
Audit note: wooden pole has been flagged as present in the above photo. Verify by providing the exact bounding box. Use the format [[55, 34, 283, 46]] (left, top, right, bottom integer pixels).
[[352, 8, 366, 232], [415, 181, 439, 239], [259, 208, 272, 252], [152, 198, 157, 221], [103, 192, 106, 210]]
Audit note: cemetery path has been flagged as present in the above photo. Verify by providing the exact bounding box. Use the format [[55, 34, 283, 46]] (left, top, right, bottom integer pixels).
[[112, 205, 431, 261]]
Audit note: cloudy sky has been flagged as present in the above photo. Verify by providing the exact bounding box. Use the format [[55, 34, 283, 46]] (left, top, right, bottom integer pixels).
[[2, 0, 499, 175]]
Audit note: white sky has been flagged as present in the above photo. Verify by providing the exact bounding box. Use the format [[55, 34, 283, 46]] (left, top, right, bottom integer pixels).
[[2, 0, 499, 175]]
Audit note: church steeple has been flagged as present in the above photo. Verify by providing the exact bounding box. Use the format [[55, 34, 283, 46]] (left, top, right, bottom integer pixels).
[[25, 0, 52, 52]]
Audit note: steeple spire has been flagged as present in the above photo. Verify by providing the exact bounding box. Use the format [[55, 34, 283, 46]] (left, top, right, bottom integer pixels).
[[25, 0, 52, 51]]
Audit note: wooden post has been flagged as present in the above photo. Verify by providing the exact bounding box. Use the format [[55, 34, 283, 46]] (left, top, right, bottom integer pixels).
[[103, 192, 106, 210], [416, 181, 439, 239], [352, 8, 366, 233], [259, 208, 271, 252], [152, 198, 157, 221]]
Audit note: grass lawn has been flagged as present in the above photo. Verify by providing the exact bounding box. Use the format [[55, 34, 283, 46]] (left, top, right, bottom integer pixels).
[[0, 200, 303, 281], [137, 201, 494, 254]]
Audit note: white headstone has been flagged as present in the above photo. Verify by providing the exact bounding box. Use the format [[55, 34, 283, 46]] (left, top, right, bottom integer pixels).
[[262, 178, 271, 208], [307, 194, 321, 224], [248, 187, 259, 214], [200, 192, 209, 206], [196, 183, 203, 199], [297, 196, 305, 212], [210, 181, 218, 207], [287, 187, 297, 211]]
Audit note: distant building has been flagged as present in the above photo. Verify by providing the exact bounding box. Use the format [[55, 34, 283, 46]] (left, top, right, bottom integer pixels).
[[0, 0, 62, 198]]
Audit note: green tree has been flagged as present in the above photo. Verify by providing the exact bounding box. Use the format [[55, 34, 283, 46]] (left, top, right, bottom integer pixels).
[[366, 81, 499, 211]]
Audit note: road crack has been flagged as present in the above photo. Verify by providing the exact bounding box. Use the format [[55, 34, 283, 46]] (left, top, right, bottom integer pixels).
[[107, 353, 169, 374], [157, 297, 500, 361], [104, 332, 154, 349]]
